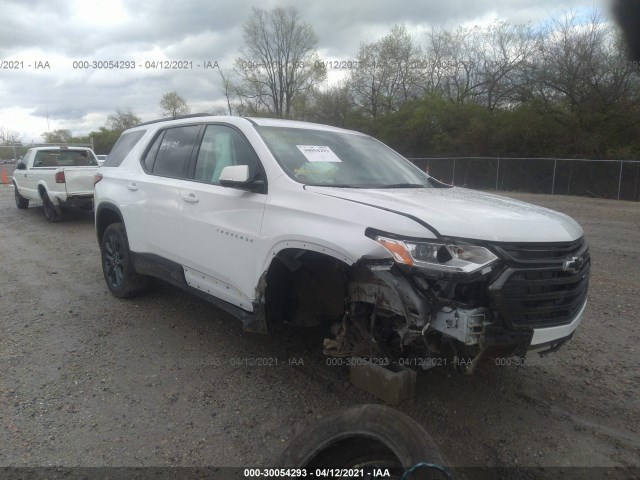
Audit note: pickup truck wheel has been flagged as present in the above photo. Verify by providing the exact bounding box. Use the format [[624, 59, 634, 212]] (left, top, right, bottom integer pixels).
[[276, 404, 449, 478], [101, 223, 148, 298], [42, 191, 62, 222], [14, 185, 29, 209]]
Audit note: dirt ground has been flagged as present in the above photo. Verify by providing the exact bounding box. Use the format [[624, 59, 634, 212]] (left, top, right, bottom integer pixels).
[[0, 184, 638, 479]]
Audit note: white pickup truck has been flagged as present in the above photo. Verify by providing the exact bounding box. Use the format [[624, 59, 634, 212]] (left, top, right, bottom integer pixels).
[[12, 146, 100, 222]]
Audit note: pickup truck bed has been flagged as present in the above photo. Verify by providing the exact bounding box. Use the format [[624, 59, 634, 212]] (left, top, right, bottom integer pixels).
[[12, 146, 100, 222]]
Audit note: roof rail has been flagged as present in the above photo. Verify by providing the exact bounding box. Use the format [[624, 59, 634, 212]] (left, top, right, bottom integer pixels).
[[135, 113, 215, 127]]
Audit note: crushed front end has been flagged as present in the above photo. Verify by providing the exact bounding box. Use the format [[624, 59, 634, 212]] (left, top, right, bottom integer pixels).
[[325, 231, 590, 374]]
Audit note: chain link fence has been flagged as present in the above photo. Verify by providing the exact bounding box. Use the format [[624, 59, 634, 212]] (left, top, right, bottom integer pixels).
[[408, 157, 640, 202]]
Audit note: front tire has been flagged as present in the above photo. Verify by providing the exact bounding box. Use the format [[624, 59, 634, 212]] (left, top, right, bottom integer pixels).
[[14, 185, 29, 209], [101, 223, 149, 298], [42, 191, 62, 222], [277, 404, 449, 478]]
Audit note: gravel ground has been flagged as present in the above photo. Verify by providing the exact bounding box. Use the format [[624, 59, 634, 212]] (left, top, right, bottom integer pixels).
[[0, 184, 638, 479]]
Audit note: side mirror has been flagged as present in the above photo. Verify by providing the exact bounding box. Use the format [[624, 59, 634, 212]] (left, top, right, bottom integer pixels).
[[219, 165, 250, 183], [16, 162, 26, 170], [219, 165, 265, 192]]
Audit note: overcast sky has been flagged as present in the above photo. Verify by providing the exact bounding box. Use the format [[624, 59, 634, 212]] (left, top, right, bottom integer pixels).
[[0, 0, 614, 143]]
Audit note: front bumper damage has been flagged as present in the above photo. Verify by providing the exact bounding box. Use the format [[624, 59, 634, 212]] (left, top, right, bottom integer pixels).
[[340, 238, 590, 373]]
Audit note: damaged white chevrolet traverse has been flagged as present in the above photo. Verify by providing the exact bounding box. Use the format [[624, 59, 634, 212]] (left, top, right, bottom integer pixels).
[[94, 115, 589, 373]]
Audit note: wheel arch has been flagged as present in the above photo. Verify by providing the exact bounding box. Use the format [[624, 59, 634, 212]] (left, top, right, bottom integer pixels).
[[36, 182, 49, 198], [96, 202, 124, 245], [256, 246, 354, 330]]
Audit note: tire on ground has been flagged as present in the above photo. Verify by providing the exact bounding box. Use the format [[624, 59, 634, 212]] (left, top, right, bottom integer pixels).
[[41, 190, 62, 222], [14, 184, 29, 209], [276, 404, 449, 477], [101, 222, 149, 298]]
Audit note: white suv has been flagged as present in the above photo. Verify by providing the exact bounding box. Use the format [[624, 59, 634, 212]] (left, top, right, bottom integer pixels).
[[94, 115, 590, 372]]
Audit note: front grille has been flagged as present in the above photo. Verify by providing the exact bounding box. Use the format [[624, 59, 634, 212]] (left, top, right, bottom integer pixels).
[[493, 237, 586, 265], [489, 238, 590, 328]]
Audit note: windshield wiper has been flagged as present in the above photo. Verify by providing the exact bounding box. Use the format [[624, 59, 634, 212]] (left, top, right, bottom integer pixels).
[[375, 183, 426, 189]]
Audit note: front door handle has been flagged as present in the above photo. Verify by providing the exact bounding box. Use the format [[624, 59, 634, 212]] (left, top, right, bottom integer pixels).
[[126, 182, 138, 191], [182, 193, 199, 203]]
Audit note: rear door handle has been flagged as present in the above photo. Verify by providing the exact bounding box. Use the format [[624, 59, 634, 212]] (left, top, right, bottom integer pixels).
[[126, 182, 138, 191], [182, 193, 199, 203]]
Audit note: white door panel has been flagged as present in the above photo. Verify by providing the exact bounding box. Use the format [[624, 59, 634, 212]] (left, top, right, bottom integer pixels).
[[179, 183, 266, 310], [123, 173, 185, 261]]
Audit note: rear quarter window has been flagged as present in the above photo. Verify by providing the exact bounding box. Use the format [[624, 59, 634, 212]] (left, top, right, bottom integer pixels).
[[105, 131, 146, 167]]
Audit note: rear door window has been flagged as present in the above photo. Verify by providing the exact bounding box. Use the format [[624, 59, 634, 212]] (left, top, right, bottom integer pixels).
[[147, 126, 201, 178]]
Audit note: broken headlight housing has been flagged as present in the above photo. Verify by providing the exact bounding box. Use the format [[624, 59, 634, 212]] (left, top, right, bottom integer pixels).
[[374, 235, 498, 274]]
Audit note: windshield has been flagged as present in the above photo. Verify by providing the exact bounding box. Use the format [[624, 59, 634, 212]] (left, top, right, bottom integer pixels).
[[256, 126, 431, 188]]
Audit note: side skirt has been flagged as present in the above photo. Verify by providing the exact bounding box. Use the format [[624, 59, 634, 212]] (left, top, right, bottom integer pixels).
[[130, 252, 264, 331]]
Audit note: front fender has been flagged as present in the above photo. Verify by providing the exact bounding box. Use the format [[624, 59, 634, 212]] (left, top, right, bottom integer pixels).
[[259, 239, 355, 275]]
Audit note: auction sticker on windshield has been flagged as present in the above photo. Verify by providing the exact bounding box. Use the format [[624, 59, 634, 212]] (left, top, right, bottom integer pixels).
[[296, 145, 342, 163]]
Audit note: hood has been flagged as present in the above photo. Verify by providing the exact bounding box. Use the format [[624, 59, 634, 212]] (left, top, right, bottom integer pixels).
[[307, 186, 583, 243]]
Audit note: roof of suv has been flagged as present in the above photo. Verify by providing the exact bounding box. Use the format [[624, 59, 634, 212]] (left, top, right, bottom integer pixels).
[[127, 115, 360, 135]]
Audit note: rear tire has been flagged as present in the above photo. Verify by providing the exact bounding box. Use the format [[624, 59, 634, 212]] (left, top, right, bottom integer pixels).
[[101, 223, 149, 298], [42, 191, 62, 222], [14, 185, 29, 209], [277, 404, 449, 479]]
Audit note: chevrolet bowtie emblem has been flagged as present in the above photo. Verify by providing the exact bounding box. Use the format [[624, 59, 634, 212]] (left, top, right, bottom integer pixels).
[[563, 256, 584, 273]]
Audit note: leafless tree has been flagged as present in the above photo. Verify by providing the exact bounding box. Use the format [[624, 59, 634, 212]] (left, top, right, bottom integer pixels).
[[522, 11, 640, 154], [159, 91, 191, 118], [218, 69, 235, 115], [473, 21, 535, 109], [348, 25, 423, 118], [0, 127, 22, 144], [233, 6, 325, 117], [106, 109, 141, 132], [526, 12, 637, 112], [421, 26, 486, 104]]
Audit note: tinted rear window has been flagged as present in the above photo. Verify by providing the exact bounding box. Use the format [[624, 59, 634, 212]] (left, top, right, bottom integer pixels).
[[33, 150, 98, 167], [105, 131, 146, 167], [149, 125, 200, 178]]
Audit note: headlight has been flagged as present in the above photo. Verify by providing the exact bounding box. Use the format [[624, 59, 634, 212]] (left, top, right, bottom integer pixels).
[[375, 235, 497, 274]]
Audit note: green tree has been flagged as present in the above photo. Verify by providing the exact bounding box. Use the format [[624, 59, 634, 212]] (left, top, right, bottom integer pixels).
[[87, 127, 122, 155], [294, 83, 354, 127], [42, 129, 73, 144]]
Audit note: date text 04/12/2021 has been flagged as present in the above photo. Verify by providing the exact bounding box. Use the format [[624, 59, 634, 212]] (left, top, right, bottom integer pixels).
[[243, 468, 392, 478], [176, 357, 305, 368], [70, 60, 221, 70]]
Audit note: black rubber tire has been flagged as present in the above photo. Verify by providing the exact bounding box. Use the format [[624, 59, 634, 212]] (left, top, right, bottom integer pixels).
[[42, 191, 62, 222], [14, 185, 29, 209], [101, 223, 149, 298], [276, 404, 449, 479]]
